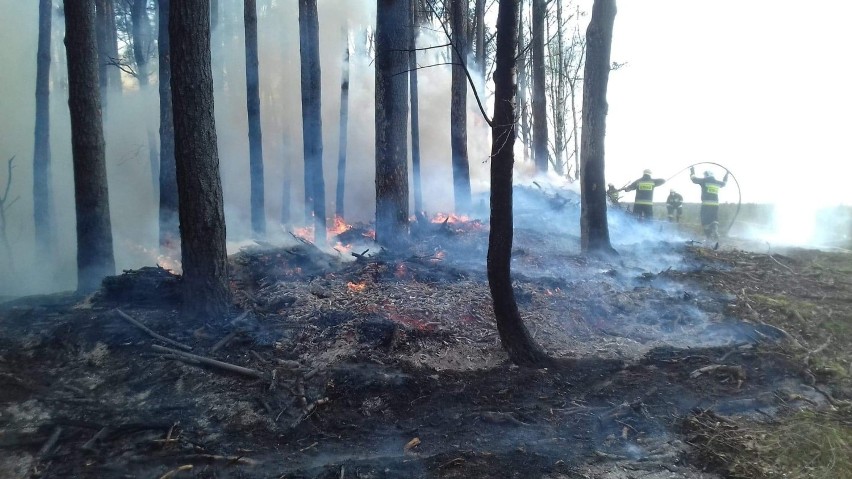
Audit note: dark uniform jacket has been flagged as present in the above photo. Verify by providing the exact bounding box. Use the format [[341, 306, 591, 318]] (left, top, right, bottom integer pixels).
[[690, 175, 727, 205], [625, 175, 666, 205], [667, 192, 683, 207]]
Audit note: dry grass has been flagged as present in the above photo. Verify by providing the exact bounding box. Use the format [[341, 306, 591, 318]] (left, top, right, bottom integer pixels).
[[686, 408, 852, 479]]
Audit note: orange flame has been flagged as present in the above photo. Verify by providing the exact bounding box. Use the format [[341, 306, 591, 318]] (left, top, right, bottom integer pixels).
[[431, 212, 472, 224], [293, 226, 315, 242], [347, 281, 367, 292], [329, 215, 352, 236]]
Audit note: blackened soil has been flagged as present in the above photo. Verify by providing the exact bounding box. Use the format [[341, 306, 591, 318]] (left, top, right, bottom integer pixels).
[[1, 235, 848, 478]]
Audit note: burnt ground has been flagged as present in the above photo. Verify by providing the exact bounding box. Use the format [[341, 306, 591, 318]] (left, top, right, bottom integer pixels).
[[1, 195, 850, 478]]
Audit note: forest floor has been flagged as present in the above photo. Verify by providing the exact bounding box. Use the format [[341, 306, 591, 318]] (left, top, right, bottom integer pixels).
[[1, 190, 850, 479]]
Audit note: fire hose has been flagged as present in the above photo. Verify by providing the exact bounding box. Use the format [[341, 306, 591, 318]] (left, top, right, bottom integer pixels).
[[663, 162, 742, 236]]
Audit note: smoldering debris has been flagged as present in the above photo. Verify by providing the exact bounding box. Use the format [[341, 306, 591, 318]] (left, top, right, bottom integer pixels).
[[0, 185, 847, 478]]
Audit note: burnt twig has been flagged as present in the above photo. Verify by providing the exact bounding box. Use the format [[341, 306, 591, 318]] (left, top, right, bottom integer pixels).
[[151, 344, 265, 379], [113, 309, 193, 351]]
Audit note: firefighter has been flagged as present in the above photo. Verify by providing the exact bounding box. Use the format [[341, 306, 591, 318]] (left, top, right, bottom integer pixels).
[[621, 169, 665, 220], [606, 183, 621, 206], [666, 190, 684, 222], [690, 167, 729, 240]]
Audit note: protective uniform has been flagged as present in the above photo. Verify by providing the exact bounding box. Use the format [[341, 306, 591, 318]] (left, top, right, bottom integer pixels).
[[690, 168, 728, 239], [666, 190, 684, 222], [606, 183, 621, 205], [622, 169, 665, 220]]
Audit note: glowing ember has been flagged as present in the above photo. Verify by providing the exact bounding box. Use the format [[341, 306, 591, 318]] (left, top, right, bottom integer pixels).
[[329, 215, 352, 236], [430, 250, 447, 263], [431, 212, 472, 224], [293, 226, 315, 242], [394, 263, 408, 279], [364, 229, 376, 240], [126, 242, 182, 274], [347, 281, 367, 292], [333, 242, 353, 254]]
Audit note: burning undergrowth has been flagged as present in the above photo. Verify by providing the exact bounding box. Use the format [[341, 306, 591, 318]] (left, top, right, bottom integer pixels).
[[0, 185, 846, 478]]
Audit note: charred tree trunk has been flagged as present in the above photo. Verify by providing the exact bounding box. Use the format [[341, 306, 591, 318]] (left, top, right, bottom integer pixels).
[[335, 30, 350, 219], [131, 0, 160, 195], [157, 0, 178, 252], [298, 0, 327, 244], [489, 0, 551, 368], [473, 0, 486, 92], [64, 0, 116, 293], [95, 0, 120, 108], [517, 0, 530, 164], [375, 0, 409, 247], [450, 0, 471, 212], [551, 0, 566, 176], [34, 0, 54, 258], [245, 0, 266, 237], [170, 0, 230, 319], [579, 0, 616, 254], [409, 0, 423, 216], [531, 0, 548, 174]]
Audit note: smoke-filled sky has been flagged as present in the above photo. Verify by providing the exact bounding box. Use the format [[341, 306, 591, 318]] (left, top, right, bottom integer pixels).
[[606, 0, 852, 207], [0, 0, 849, 295]]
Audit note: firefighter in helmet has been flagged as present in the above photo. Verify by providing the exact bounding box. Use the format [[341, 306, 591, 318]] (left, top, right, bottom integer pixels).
[[606, 183, 621, 206], [621, 169, 665, 221], [666, 190, 684, 222], [690, 167, 729, 240]]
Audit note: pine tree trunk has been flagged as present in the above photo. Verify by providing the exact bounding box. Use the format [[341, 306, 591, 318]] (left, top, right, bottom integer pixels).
[[517, 0, 530, 164], [245, 0, 266, 237], [488, 0, 551, 368], [335, 30, 350, 219], [64, 0, 116, 293], [298, 0, 326, 244], [531, 0, 548, 174], [157, 0, 179, 252], [474, 0, 486, 93], [375, 0, 409, 247], [34, 0, 53, 258], [450, 0, 471, 212], [95, 0, 121, 105], [579, 0, 616, 254], [131, 0, 160, 196], [409, 0, 423, 216], [170, 0, 230, 319]]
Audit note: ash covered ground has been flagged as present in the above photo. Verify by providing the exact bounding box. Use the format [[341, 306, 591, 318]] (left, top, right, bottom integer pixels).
[[1, 185, 849, 478]]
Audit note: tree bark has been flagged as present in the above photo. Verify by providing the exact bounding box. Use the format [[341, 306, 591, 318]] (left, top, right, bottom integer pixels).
[[157, 0, 178, 252], [474, 0, 486, 93], [531, 0, 548, 174], [170, 0, 230, 319], [335, 29, 350, 219], [131, 0, 160, 196], [375, 0, 409, 247], [95, 0, 120, 108], [298, 0, 326, 244], [64, 0, 116, 293], [409, 0, 423, 216], [579, 0, 616, 254], [450, 0, 471, 212], [488, 0, 551, 368], [517, 0, 530, 164], [245, 0, 266, 237], [34, 0, 53, 258]]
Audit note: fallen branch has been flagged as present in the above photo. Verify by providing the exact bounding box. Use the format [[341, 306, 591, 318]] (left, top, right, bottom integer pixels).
[[37, 426, 62, 458], [690, 364, 746, 382], [158, 465, 193, 479], [151, 344, 265, 379], [114, 309, 193, 351], [81, 426, 109, 452], [210, 329, 242, 353]]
